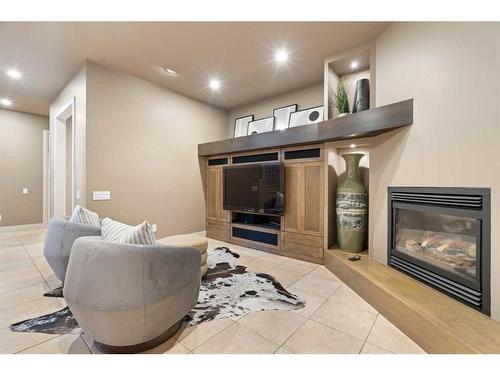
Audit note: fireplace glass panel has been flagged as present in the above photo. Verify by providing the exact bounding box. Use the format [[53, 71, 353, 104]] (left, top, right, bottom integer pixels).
[[394, 208, 477, 281]]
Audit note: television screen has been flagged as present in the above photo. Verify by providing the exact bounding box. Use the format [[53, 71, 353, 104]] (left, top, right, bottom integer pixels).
[[223, 162, 285, 215]]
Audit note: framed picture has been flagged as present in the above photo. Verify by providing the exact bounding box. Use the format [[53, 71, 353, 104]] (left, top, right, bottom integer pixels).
[[247, 117, 275, 135], [273, 104, 297, 131], [289, 106, 324, 128], [233, 115, 254, 137]]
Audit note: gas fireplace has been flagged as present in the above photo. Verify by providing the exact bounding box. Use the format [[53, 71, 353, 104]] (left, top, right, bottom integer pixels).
[[388, 187, 490, 315]]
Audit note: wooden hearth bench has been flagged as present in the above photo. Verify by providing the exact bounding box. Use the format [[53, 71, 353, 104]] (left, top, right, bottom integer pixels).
[[324, 248, 500, 354]]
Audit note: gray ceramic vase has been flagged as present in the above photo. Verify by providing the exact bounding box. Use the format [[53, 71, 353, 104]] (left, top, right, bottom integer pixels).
[[352, 78, 370, 113], [336, 153, 368, 252]]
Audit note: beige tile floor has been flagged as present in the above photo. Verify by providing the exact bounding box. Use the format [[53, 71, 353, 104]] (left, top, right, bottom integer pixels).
[[0, 228, 425, 354]]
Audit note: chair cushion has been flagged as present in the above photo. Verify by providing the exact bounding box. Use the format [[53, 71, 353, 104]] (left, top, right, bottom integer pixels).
[[158, 234, 208, 256], [101, 218, 156, 245], [70, 205, 100, 227]]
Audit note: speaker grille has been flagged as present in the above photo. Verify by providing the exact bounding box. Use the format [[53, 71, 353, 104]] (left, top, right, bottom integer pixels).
[[284, 148, 320, 160], [232, 152, 279, 164], [208, 157, 229, 166]]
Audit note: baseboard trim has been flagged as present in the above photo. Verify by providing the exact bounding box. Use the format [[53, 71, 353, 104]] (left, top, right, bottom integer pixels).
[[0, 223, 46, 233]]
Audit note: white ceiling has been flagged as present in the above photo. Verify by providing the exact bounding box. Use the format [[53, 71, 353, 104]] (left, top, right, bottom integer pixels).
[[0, 22, 390, 116]]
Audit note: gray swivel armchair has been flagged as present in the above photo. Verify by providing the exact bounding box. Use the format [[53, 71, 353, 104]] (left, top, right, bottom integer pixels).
[[43, 217, 102, 283], [63, 236, 201, 353]]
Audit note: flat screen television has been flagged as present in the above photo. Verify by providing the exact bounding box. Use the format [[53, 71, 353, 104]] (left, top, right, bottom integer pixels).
[[223, 162, 285, 215]]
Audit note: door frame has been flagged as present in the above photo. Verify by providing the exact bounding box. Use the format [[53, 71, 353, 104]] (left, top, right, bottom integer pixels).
[[42, 129, 50, 224], [54, 97, 76, 216]]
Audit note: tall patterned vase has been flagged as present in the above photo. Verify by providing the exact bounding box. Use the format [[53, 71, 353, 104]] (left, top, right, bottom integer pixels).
[[336, 153, 368, 252]]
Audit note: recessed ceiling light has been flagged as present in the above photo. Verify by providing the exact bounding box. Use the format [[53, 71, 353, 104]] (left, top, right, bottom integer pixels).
[[350, 61, 359, 69], [1, 98, 12, 106], [275, 49, 288, 64], [209, 79, 221, 90], [350, 144, 356, 149], [7, 69, 22, 79], [163, 67, 177, 75]]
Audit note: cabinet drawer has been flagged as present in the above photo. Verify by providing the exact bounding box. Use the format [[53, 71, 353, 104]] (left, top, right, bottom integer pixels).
[[206, 221, 230, 242], [282, 240, 323, 259], [282, 232, 323, 247]]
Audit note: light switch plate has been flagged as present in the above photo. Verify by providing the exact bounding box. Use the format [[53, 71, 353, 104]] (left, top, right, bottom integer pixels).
[[92, 191, 111, 201], [22, 188, 29, 194], [151, 224, 157, 232]]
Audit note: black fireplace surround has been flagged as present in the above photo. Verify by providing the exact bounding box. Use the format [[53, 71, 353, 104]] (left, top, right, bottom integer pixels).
[[388, 187, 491, 315]]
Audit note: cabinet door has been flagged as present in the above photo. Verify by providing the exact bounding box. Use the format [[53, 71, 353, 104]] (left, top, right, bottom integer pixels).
[[302, 162, 324, 237], [218, 168, 231, 223], [206, 168, 219, 221], [282, 163, 302, 233]]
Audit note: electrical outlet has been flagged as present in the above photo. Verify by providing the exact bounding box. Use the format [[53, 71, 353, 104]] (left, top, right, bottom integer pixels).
[[151, 224, 157, 232], [22, 188, 29, 194]]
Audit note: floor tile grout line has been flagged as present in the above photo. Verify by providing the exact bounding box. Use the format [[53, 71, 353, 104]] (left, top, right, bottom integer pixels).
[[327, 283, 379, 315], [14, 334, 62, 354], [272, 313, 312, 354], [305, 315, 369, 344], [289, 278, 343, 301], [79, 332, 93, 353], [8, 232, 72, 354], [17, 236, 54, 292], [80, 332, 96, 354], [239, 309, 309, 348], [307, 314, 377, 343], [188, 319, 238, 354], [0, 235, 51, 295], [358, 312, 380, 354], [174, 339, 192, 354]]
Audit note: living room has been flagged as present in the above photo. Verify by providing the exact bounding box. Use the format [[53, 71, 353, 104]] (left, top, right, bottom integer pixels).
[[1, 1, 500, 373]]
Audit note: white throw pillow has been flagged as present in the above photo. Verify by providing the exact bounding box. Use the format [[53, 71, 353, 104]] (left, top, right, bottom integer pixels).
[[69, 205, 100, 227], [101, 218, 156, 245]]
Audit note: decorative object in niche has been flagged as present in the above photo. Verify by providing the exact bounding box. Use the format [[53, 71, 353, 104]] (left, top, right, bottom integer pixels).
[[336, 153, 367, 253], [247, 116, 275, 135], [353, 78, 370, 113], [332, 82, 350, 117], [273, 104, 297, 131], [234, 115, 254, 138], [289, 105, 324, 128]]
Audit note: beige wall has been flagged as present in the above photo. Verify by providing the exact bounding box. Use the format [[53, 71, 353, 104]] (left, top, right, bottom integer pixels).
[[49, 64, 87, 217], [0, 109, 49, 226], [85, 62, 228, 238], [228, 83, 323, 137], [370, 23, 500, 319]]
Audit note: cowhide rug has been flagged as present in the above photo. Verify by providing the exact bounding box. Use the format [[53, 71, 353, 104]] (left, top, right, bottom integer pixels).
[[11, 247, 305, 335]]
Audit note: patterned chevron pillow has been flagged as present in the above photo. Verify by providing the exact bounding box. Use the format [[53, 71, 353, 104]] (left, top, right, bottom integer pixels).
[[101, 217, 156, 245], [69, 205, 100, 227]]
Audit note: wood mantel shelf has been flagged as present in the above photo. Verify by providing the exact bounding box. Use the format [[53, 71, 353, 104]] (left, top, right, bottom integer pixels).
[[198, 99, 413, 156]]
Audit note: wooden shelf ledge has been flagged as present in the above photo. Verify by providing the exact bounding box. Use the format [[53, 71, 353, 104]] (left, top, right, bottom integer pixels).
[[324, 248, 500, 353], [199, 99, 413, 156]]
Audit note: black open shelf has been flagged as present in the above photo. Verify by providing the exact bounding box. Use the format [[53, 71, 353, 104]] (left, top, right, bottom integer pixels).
[[232, 212, 281, 231]]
